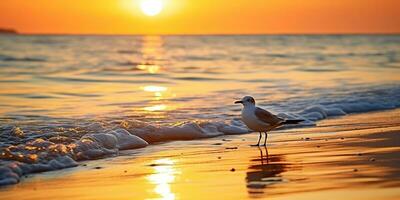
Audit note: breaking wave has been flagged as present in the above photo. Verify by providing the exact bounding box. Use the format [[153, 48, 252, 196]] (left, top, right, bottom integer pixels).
[[1, 88, 400, 186]]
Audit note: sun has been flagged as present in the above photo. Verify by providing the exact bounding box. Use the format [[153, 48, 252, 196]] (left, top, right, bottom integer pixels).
[[140, 0, 164, 16]]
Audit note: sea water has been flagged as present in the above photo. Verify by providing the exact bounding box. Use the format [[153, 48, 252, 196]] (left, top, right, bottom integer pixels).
[[0, 35, 399, 185]]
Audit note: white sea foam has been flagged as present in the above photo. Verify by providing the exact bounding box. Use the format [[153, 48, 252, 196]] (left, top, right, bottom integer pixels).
[[0, 156, 78, 186], [121, 120, 249, 143], [0, 120, 251, 185], [2, 85, 400, 186], [109, 129, 148, 150]]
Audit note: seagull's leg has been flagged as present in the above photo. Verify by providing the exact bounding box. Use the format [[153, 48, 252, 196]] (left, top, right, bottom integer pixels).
[[250, 132, 262, 147], [262, 132, 268, 146], [257, 132, 262, 146], [254, 132, 261, 146]]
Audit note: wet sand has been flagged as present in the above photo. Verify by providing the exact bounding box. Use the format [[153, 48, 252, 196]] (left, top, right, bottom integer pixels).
[[1, 109, 399, 199]]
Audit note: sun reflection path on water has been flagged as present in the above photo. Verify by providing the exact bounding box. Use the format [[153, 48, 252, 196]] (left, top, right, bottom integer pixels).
[[143, 86, 167, 92], [142, 85, 169, 112], [137, 35, 173, 114], [137, 64, 161, 74], [147, 158, 179, 200], [144, 104, 168, 111], [136, 35, 164, 74]]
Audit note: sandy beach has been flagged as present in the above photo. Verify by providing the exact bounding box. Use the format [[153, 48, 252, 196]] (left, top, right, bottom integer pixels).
[[0, 109, 399, 199]]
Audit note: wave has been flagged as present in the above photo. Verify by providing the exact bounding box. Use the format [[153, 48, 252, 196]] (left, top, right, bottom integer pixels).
[[0, 55, 46, 62], [117, 50, 140, 54], [174, 76, 229, 81], [1, 84, 400, 186], [37, 75, 171, 84], [0, 104, 397, 186], [2, 96, 399, 186], [0, 120, 248, 186]]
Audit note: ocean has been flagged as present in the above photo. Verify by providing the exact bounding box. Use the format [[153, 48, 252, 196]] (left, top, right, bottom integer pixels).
[[0, 35, 399, 185]]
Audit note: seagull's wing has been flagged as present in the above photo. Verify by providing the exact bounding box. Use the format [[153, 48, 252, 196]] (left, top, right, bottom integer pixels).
[[255, 107, 283, 125]]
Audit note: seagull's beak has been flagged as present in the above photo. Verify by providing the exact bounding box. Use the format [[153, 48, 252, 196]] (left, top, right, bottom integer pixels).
[[234, 100, 243, 104]]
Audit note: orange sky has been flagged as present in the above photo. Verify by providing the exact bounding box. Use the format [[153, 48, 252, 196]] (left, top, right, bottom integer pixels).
[[0, 0, 399, 34]]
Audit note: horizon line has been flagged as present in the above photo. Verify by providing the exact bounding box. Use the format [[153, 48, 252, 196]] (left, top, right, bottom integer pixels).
[[4, 32, 400, 36]]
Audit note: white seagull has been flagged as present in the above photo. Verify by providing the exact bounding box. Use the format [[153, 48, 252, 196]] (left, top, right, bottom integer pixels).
[[235, 96, 303, 146]]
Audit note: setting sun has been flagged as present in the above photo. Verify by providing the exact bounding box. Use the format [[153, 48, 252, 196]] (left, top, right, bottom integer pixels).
[[140, 0, 163, 16]]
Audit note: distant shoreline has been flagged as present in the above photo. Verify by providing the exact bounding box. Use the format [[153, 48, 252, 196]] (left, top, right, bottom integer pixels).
[[0, 28, 18, 34], [2, 32, 400, 37]]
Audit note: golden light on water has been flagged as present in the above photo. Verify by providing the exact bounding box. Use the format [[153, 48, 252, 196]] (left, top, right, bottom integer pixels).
[[137, 64, 161, 74], [142, 85, 168, 100], [144, 104, 167, 111], [139, 36, 171, 112], [143, 86, 167, 93], [147, 158, 177, 200], [137, 35, 164, 74], [143, 85, 167, 99]]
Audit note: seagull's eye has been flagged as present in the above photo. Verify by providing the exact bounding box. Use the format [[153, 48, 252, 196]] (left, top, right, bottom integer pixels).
[[249, 98, 255, 104]]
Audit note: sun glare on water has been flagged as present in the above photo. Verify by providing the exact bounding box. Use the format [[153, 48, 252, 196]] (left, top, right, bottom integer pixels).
[[140, 0, 164, 16]]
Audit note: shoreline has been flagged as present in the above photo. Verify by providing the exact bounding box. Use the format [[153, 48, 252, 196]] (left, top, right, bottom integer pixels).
[[1, 109, 399, 199]]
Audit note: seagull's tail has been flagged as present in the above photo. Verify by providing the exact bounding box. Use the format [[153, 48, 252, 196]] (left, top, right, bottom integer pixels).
[[281, 119, 304, 124]]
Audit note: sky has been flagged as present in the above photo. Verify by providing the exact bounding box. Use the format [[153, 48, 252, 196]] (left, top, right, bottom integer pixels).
[[0, 0, 399, 35]]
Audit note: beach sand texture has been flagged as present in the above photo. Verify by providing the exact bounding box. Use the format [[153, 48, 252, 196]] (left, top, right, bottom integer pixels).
[[1, 109, 399, 200]]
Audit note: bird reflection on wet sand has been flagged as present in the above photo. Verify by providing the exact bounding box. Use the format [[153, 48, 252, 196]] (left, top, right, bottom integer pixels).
[[246, 146, 288, 197]]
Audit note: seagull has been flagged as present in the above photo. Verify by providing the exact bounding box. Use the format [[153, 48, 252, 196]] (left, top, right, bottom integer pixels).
[[235, 96, 303, 146]]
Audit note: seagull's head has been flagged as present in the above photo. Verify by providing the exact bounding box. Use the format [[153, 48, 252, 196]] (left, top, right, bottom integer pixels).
[[235, 96, 255, 106]]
